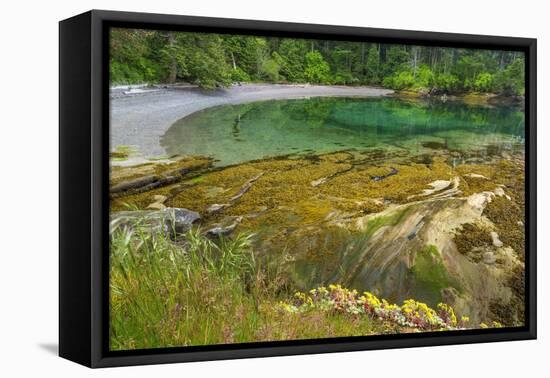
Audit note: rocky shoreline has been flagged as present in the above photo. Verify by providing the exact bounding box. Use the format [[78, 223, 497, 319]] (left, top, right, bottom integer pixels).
[[392, 89, 525, 107], [110, 147, 525, 327]]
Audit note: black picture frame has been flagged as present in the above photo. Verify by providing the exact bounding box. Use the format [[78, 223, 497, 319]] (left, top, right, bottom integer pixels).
[[59, 9, 537, 368]]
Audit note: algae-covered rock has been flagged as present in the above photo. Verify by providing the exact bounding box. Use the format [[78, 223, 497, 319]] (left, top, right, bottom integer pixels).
[[109, 150, 525, 326]]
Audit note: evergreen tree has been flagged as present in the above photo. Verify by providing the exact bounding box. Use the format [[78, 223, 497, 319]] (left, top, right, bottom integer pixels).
[[109, 27, 526, 95]]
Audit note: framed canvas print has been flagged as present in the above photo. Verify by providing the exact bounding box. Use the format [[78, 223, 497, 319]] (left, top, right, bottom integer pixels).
[[59, 10, 537, 368]]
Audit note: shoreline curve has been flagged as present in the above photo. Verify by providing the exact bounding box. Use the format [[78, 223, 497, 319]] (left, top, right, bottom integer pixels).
[[110, 83, 394, 158]]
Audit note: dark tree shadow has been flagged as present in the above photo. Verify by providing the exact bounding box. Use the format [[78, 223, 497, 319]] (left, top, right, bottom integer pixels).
[[38, 343, 58, 355]]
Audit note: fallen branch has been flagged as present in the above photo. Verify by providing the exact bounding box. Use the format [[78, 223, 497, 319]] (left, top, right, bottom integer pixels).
[[310, 165, 354, 187], [207, 172, 264, 215]]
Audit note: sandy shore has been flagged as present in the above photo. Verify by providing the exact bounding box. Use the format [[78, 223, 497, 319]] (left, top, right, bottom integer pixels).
[[110, 83, 393, 158]]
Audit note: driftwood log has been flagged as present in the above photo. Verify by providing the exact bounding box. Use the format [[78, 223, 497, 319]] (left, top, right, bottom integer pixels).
[[110, 160, 212, 197]]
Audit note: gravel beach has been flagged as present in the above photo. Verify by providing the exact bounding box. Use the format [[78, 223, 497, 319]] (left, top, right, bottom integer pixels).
[[110, 83, 393, 158]]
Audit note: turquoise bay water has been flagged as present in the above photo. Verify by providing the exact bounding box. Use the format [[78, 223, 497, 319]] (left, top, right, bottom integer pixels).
[[161, 97, 525, 166]]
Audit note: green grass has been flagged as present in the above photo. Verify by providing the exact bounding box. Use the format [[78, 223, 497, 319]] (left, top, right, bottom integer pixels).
[[109, 224, 390, 350]]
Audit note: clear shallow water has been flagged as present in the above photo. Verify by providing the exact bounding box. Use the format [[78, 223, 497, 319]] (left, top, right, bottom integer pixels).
[[161, 97, 525, 166]]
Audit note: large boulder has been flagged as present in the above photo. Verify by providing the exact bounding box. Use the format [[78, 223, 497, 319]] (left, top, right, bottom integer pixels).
[[110, 207, 200, 235]]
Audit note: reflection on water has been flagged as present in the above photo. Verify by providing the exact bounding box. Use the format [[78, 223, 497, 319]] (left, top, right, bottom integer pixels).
[[161, 97, 525, 166]]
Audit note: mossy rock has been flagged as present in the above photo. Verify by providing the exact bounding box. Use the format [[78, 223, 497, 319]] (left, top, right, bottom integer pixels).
[[411, 245, 461, 305]]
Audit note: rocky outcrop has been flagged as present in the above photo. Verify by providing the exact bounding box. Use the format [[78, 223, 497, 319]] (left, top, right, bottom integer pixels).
[[110, 207, 200, 236], [327, 188, 522, 324], [109, 151, 525, 326]]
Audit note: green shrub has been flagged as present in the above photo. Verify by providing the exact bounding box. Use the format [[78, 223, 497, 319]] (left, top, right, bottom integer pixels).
[[304, 51, 331, 84], [434, 73, 459, 92], [260, 58, 281, 82], [383, 70, 415, 90], [333, 71, 358, 85], [415, 65, 435, 89], [474, 72, 495, 92], [230, 67, 251, 82]]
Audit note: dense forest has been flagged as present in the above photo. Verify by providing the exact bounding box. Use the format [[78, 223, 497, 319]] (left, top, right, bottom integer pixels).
[[110, 28, 525, 96]]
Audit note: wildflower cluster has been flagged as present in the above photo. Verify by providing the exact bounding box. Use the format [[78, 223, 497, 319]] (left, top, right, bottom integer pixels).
[[279, 284, 473, 331]]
